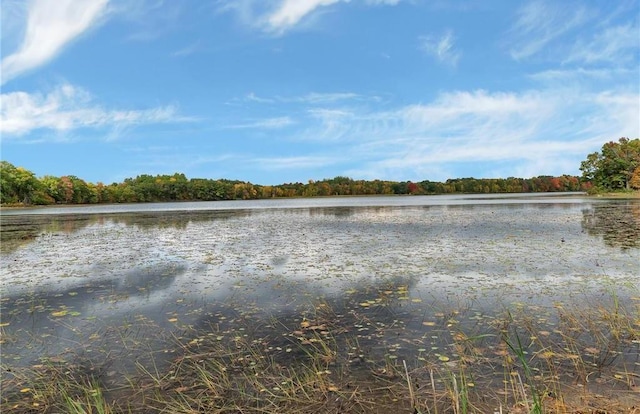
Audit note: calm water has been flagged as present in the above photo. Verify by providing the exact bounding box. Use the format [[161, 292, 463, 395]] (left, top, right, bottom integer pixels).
[[0, 192, 593, 216], [1, 193, 639, 380]]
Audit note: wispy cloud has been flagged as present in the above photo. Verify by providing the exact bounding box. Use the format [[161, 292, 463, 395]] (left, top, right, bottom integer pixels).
[[508, 0, 591, 60], [563, 23, 639, 65], [172, 41, 201, 57], [419, 30, 461, 67], [528, 67, 637, 89], [118, 0, 185, 43], [0, 83, 192, 138], [220, 0, 403, 34], [251, 155, 337, 170], [224, 116, 294, 129], [1, 0, 109, 85], [283, 86, 638, 181], [244, 91, 361, 104], [264, 0, 342, 34], [304, 108, 355, 141], [293, 92, 360, 104], [508, 1, 639, 68], [246, 92, 276, 103]]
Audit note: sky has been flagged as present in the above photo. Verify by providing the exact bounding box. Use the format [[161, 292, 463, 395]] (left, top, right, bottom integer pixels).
[[1, 0, 639, 185]]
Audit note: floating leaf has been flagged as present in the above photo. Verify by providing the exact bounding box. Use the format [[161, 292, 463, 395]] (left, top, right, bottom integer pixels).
[[422, 321, 436, 326], [168, 318, 178, 323], [51, 310, 68, 317], [438, 355, 450, 362]]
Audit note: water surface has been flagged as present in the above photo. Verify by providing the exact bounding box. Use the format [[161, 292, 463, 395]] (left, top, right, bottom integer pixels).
[[1, 194, 639, 396]]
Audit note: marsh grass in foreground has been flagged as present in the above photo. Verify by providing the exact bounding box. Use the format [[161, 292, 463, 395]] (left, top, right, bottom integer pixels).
[[2, 289, 639, 413]]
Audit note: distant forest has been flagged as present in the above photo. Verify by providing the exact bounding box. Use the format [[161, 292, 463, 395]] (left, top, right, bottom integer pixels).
[[0, 160, 590, 206]]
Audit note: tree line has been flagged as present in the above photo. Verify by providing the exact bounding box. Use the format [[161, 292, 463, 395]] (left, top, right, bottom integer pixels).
[[1, 161, 590, 206], [3, 137, 638, 205]]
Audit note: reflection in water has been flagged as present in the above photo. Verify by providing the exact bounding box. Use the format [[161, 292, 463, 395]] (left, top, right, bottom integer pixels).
[[1, 262, 186, 367], [581, 201, 640, 249], [0, 215, 93, 254], [1, 201, 640, 384], [1, 198, 639, 410], [309, 206, 356, 217], [0, 210, 253, 254], [308, 206, 401, 218]]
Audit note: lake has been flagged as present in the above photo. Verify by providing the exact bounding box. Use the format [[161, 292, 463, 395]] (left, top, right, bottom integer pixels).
[[2, 193, 639, 412]]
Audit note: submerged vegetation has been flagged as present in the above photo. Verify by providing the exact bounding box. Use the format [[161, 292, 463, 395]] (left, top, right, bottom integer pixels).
[[2, 200, 639, 412], [2, 284, 639, 413]]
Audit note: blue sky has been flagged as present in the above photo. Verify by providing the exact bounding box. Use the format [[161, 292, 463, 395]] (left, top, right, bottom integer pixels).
[[1, 0, 639, 185]]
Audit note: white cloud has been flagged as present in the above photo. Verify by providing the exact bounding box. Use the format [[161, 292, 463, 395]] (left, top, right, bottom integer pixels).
[[563, 23, 639, 65], [402, 90, 546, 122], [308, 108, 354, 118], [244, 91, 361, 104], [585, 91, 640, 140], [264, 0, 343, 33], [172, 41, 201, 57], [220, 0, 403, 34], [287, 87, 638, 181], [529, 67, 631, 83], [507, 1, 639, 69], [508, 0, 591, 60], [1, 1, 29, 51], [246, 92, 276, 103], [251, 155, 337, 170], [304, 108, 355, 141], [0, 83, 190, 138], [419, 30, 461, 67], [365, 0, 401, 4], [224, 116, 294, 129], [295, 92, 360, 103], [1, 0, 109, 84]]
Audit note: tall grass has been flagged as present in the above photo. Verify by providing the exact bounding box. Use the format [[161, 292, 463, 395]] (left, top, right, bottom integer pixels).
[[3, 291, 638, 413]]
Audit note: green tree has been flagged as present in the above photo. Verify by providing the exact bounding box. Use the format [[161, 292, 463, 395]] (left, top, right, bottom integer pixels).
[[0, 161, 44, 204], [41, 175, 63, 202], [580, 138, 640, 191]]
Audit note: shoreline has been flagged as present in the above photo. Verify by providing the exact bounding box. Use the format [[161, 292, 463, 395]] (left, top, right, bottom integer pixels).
[[589, 191, 640, 199]]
